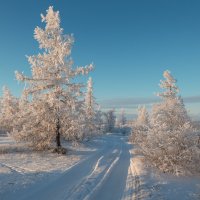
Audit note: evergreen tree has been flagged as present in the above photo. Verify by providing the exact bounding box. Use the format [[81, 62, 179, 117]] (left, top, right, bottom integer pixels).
[[158, 70, 179, 99], [85, 77, 96, 136], [140, 70, 199, 174], [152, 70, 189, 131], [13, 6, 93, 151]]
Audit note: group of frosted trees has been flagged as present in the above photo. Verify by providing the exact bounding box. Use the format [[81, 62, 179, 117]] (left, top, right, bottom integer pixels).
[[0, 7, 125, 152], [115, 109, 129, 134], [130, 70, 200, 175], [0, 7, 107, 153]]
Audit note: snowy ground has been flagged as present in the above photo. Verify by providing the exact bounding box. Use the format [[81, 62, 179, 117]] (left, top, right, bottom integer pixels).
[[125, 147, 200, 200], [0, 134, 200, 200]]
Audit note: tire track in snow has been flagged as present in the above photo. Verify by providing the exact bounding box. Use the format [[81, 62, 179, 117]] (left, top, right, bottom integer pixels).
[[84, 150, 121, 200], [90, 137, 130, 200], [63, 155, 105, 199], [64, 146, 122, 200]]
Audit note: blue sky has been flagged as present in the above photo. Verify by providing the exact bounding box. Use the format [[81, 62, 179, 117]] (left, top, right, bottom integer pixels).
[[0, 0, 200, 118]]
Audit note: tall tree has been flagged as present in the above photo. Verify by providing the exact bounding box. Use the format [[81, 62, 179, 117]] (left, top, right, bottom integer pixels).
[[142, 70, 198, 174], [119, 109, 126, 127], [85, 77, 96, 136], [13, 6, 93, 151], [152, 70, 189, 130], [85, 77, 95, 117]]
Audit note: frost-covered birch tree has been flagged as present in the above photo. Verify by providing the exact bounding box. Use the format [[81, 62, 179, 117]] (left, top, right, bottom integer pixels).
[[13, 6, 93, 152]]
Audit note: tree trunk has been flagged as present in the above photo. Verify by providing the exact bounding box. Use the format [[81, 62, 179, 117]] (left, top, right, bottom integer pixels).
[[56, 117, 61, 147]]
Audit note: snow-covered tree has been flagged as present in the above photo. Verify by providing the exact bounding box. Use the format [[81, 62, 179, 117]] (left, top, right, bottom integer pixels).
[[85, 77, 95, 117], [94, 106, 104, 134], [119, 109, 126, 127], [130, 105, 149, 143], [84, 77, 96, 136], [12, 6, 93, 152], [118, 109, 128, 134], [0, 86, 18, 133], [134, 70, 200, 175], [158, 70, 179, 99], [136, 106, 149, 126], [152, 70, 190, 131], [104, 109, 116, 133]]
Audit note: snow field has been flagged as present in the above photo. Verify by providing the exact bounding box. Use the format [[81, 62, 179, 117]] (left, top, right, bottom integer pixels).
[[0, 134, 200, 200]]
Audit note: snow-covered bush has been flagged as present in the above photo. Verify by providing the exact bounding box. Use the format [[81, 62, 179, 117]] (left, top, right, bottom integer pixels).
[[144, 122, 200, 175], [131, 70, 200, 175]]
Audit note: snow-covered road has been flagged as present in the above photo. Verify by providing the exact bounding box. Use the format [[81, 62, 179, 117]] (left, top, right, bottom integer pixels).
[[1, 135, 133, 200]]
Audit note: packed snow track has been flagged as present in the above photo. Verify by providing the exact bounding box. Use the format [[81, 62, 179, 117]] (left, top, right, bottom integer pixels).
[[1, 134, 137, 200]]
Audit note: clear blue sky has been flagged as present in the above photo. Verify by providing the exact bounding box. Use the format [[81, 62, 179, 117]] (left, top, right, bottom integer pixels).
[[0, 0, 200, 118]]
